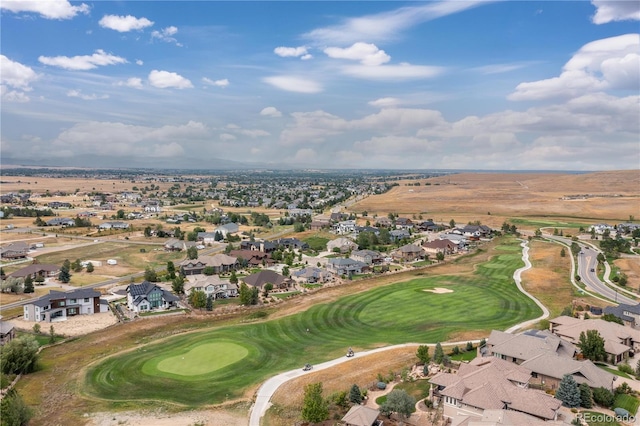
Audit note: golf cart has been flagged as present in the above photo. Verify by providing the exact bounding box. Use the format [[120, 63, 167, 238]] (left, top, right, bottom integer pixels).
[[302, 363, 313, 371], [346, 348, 354, 358]]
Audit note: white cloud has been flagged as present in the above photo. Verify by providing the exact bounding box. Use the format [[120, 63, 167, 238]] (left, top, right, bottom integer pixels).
[[148, 70, 193, 89], [301, 54, 313, 60], [202, 77, 229, 88], [368, 98, 401, 108], [1, 86, 30, 103], [1, 0, 89, 20], [342, 63, 444, 80], [473, 62, 531, 75], [99, 15, 154, 32], [66, 90, 109, 100], [136, 59, 144, 66], [240, 129, 270, 138], [591, 0, 640, 24], [274, 46, 310, 58], [1, 55, 37, 90], [49, 121, 207, 158], [151, 26, 182, 46], [324, 42, 390, 66], [220, 133, 236, 141], [116, 77, 144, 89], [263, 76, 322, 93], [38, 49, 127, 70], [509, 34, 640, 100], [304, 0, 485, 44], [260, 107, 282, 117]]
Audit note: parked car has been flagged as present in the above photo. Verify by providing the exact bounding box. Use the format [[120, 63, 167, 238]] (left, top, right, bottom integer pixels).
[[590, 268, 595, 272], [346, 348, 354, 357], [302, 363, 312, 371]]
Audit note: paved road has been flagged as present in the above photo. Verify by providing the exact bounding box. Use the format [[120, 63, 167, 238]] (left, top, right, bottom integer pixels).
[[249, 239, 539, 426]]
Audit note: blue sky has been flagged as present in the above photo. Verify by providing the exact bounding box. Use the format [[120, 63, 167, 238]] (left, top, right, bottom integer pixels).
[[1, 0, 639, 170]]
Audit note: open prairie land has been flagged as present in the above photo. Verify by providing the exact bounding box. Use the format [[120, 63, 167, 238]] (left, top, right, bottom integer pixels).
[[352, 170, 640, 230]]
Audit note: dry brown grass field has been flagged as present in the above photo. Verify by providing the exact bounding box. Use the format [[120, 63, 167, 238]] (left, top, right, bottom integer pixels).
[[352, 170, 640, 229]]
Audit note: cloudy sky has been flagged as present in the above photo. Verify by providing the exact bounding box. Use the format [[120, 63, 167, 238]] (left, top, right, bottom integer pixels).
[[1, 0, 639, 170]]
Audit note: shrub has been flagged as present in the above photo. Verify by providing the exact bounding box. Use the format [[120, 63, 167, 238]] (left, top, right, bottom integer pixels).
[[593, 387, 615, 408], [618, 363, 635, 376]]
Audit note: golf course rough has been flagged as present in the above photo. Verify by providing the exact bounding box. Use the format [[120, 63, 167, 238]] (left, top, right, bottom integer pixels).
[[84, 237, 542, 406]]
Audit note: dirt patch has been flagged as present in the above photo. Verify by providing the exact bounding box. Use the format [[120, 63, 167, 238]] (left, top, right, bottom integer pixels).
[[423, 287, 453, 294], [614, 257, 640, 291], [13, 312, 119, 337], [87, 408, 248, 426]]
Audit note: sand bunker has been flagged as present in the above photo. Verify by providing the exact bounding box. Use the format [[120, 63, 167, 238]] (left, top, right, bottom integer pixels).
[[424, 287, 454, 294]]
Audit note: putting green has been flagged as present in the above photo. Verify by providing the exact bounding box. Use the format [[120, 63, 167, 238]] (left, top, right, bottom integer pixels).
[[144, 342, 248, 377]]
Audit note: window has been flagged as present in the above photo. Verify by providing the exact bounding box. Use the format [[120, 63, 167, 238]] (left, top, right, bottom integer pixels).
[[70, 299, 77, 304], [84, 298, 90, 302]]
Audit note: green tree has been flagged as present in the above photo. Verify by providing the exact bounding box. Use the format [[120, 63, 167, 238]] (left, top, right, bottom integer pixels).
[[166, 261, 176, 279], [592, 387, 614, 408], [578, 330, 606, 362], [23, 275, 34, 294], [32, 323, 40, 334], [144, 266, 158, 282], [172, 274, 185, 295], [263, 282, 273, 297], [49, 325, 55, 344], [239, 282, 252, 305], [189, 290, 207, 309], [187, 245, 198, 260], [301, 382, 329, 423], [380, 389, 416, 419], [434, 342, 444, 364], [449, 219, 455, 228], [0, 336, 39, 375], [555, 375, 581, 408], [85, 262, 94, 273], [116, 209, 125, 219], [579, 382, 593, 408], [229, 271, 238, 285], [203, 266, 215, 275], [205, 294, 214, 311], [143, 226, 152, 237], [0, 389, 33, 426], [71, 259, 83, 273], [436, 252, 445, 262], [58, 262, 71, 284], [560, 248, 566, 257], [349, 384, 362, 404], [416, 345, 430, 365]]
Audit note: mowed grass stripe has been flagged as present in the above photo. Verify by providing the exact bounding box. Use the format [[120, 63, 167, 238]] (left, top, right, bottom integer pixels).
[[84, 237, 541, 406]]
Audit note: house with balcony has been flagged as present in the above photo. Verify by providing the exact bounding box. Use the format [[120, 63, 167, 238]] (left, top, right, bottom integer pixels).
[[126, 281, 179, 313], [23, 288, 102, 322]]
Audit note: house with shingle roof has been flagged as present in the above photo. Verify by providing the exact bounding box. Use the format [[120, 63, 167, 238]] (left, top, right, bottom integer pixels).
[[0, 242, 29, 259], [327, 237, 358, 254], [430, 357, 561, 422], [341, 405, 380, 426], [184, 275, 238, 299], [23, 288, 102, 322], [391, 243, 424, 262], [485, 329, 576, 364], [549, 316, 640, 364], [326, 258, 369, 276], [422, 239, 457, 256], [126, 281, 179, 313], [350, 249, 383, 265], [454, 409, 558, 426], [8, 263, 60, 280], [243, 270, 290, 289], [292, 267, 332, 284], [180, 254, 238, 275], [0, 320, 16, 346], [603, 302, 640, 329], [520, 353, 615, 390]]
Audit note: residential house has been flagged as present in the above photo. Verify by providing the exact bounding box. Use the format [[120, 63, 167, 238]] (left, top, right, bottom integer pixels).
[[389, 229, 410, 241], [335, 220, 357, 235], [126, 281, 179, 313], [310, 215, 331, 231], [439, 233, 467, 247], [0, 320, 16, 346], [430, 357, 562, 422], [326, 258, 369, 276], [48, 201, 72, 209], [229, 249, 274, 267], [98, 221, 131, 230], [589, 223, 615, 235], [521, 353, 616, 390], [484, 329, 576, 364], [391, 243, 424, 262], [240, 240, 278, 253], [292, 267, 332, 284], [23, 288, 102, 322], [184, 275, 238, 299], [452, 409, 561, 426], [197, 231, 223, 245], [416, 220, 440, 232], [395, 217, 414, 230], [330, 212, 348, 223], [354, 226, 380, 237], [549, 316, 640, 364], [422, 239, 457, 256], [603, 302, 640, 329], [374, 217, 393, 227], [326, 237, 358, 253], [350, 249, 383, 265], [164, 239, 198, 252], [341, 406, 380, 426], [273, 237, 309, 251], [243, 270, 290, 289], [143, 204, 162, 213], [453, 224, 493, 240], [180, 254, 238, 275], [214, 222, 239, 238], [46, 217, 76, 227], [0, 242, 29, 259], [8, 263, 60, 280]]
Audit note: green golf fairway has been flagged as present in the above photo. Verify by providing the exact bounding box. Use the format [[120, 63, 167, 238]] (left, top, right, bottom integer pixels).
[[84, 237, 540, 406], [146, 342, 249, 377]]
